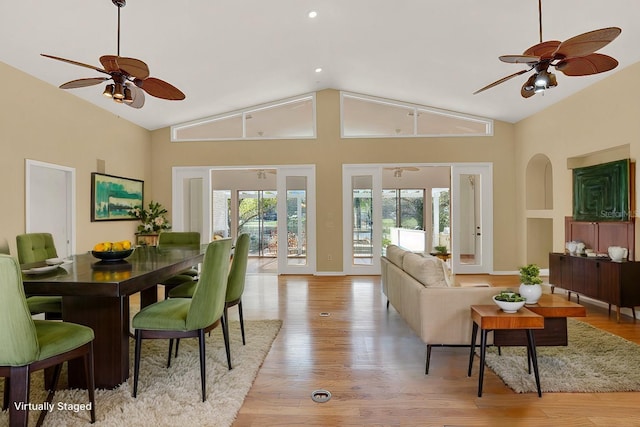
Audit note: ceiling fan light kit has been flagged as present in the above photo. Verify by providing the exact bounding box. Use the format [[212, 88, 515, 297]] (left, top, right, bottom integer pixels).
[[41, 0, 184, 109], [474, 0, 621, 98]]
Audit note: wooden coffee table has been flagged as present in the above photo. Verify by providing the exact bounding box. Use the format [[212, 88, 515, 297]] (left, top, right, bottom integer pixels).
[[493, 293, 586, 347], [468, 305, 544, 397]]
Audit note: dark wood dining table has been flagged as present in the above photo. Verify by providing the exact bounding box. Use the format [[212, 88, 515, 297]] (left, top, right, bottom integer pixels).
[[22, 245, 205, 389]]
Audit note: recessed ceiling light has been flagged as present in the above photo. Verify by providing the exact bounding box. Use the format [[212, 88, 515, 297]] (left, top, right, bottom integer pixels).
[[315, 67, 322, 73], [308, 10, 318, 18]]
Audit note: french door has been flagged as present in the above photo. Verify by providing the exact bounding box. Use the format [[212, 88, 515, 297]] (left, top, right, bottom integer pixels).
[[277, 166, 316, 274], [342, 165, 382, 275]]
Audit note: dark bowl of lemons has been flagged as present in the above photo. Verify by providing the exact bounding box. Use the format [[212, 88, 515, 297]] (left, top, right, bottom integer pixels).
[[91, 241, 134, 261]]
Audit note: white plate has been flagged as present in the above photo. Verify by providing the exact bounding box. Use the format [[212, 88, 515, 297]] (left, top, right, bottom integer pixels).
[[45, 257, 65, 265], [22, 265, 60, 275]]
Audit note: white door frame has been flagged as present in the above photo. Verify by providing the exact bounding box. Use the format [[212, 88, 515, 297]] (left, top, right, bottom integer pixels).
[[172, 167, 212, 243], [277, 165, 316, 274], [25, 159, 76, 257], [451, 163, 493, 274], [172, 165, 317, 274], [342, 164, 383, 275]]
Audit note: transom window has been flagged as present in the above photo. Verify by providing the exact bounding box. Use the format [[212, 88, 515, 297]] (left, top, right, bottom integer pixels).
[[171, 94, 316, 141], [341, 92, 493, 138]]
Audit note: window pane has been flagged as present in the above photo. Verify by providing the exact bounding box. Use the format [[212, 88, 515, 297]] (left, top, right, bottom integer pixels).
[[287, 176, 307, 265], [174, 115, 242, 140], [246, 98, 314, 138], [352, 176, 373, 264], [417, 109, 488, 136], [343, 95, 414, 137]]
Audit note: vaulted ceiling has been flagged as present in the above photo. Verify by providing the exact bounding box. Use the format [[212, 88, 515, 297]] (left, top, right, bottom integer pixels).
[[2, 0, 638, 131]]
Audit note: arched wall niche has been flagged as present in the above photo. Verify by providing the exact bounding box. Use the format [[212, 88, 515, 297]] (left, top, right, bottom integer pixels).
[[526, 154, 553, 210]]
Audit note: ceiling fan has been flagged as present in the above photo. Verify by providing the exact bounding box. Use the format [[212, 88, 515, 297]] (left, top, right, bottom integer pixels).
[[384, 166, 419, 178], [41, 0, 185, 108], [474, 0, 621, 98]]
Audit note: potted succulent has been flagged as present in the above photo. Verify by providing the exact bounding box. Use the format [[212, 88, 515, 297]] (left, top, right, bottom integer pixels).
[[519, 263, 543, 304]]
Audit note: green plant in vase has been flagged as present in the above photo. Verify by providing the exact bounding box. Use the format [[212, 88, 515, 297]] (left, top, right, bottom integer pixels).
[[519, 263, 543, 304], [129, 201, 172, 234]]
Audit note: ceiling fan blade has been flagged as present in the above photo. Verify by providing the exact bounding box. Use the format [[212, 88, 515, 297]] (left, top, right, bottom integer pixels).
[[134, 77, 185, 100], [59, 77, 109, 89], [41, 54, 109, 75], [499, 55, 540, 65], [521, 75, 537, 98], [116, 57, 150, 80], [473, 69, 530, 95], [99, 55, 121, 73], [523, 41, 561, 59], [125, 83, 145, 109], [553, 27, 622, 59], [556, 53, 619, 76]]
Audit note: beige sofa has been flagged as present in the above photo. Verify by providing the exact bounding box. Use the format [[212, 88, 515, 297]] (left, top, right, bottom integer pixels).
[[381, 245, 513, 374]]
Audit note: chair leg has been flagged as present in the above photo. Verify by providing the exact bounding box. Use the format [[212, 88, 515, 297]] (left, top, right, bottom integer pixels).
[[238, 300, 246, 345], [9, 365, 29, 427], [221, 308, 232, 370], [133, 330, 142, 397], [175, 338, 180, 358], [36, 363, 63, 427], [198, 329, 207, 402], [85, 343, 96, 423], [167, 339, 174, 368], [386, 299, 389, 310]]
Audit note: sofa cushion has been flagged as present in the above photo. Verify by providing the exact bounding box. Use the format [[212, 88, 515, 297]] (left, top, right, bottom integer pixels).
[[402, 253, 448, 287], [385, 245, 406, 268]]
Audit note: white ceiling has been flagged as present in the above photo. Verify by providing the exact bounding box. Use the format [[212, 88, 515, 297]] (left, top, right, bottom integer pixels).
[[2, 0, 639, 131]]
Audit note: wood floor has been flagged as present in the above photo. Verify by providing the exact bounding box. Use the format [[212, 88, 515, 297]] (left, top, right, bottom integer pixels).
[[230, 272, 640, 427]]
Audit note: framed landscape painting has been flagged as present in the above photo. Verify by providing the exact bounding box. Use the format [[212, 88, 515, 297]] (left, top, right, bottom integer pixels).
[[91, 173, 144, 221]]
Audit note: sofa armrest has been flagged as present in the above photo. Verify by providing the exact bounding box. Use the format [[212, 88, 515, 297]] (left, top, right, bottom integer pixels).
[[418, 286, 512, 346]]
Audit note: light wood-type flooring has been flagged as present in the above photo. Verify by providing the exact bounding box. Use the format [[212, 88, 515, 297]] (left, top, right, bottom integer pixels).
[[228, 272, 640, 427]]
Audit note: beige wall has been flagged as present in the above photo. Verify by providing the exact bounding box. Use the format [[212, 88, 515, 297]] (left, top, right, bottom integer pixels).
[[151, 89, 519, 272], [515, 62, 640, 260], [0, 62, 151, 255]]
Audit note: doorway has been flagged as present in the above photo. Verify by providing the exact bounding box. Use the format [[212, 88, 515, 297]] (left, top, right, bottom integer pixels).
[[25, 159, 75, 257], [172, 165, 316, 275], [343, 163, 493, 275]]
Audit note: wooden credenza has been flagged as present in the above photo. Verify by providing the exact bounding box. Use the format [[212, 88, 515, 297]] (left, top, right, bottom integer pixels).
[[549, 252, 640, 321]]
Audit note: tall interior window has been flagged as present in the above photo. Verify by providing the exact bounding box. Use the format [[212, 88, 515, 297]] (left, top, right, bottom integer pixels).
[[238, 190, 278, 257], [382, 189, 425, 252]]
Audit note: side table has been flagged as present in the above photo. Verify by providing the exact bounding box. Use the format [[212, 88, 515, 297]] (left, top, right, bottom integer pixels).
[[467, 305, 544, 397]]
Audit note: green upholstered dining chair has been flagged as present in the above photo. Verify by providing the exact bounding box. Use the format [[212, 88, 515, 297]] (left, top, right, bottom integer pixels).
[[0, 238, 9, 256], [0, 254, 96, 427], [131, 238, 232, 402], [156, 231, 201, 298], [15, 233, 63, 317], [169, 233, 250, 345]]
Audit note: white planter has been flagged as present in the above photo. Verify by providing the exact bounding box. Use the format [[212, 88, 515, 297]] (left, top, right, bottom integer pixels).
[[519, 283, 542, 304]]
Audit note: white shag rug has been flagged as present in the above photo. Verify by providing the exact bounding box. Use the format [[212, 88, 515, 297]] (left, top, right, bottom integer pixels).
[[482, 318, 640, 393], [1, 320, 281, 426]]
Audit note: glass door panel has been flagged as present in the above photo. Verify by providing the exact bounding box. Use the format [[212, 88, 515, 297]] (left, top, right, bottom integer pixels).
[[343, 166, 381, 275], [286, 176, 307, 265], [238, 190, 277, 257], [277, 166, 316, 274], [352, 177, 373, 264]]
